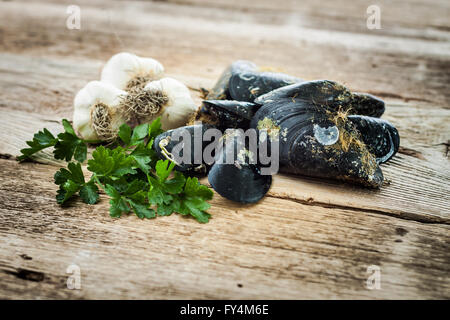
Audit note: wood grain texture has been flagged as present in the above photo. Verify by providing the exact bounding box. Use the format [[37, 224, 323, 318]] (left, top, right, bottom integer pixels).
[[0, 0, 449, 299], [0, 160, 449, 299], [2, 101, 448, 224]]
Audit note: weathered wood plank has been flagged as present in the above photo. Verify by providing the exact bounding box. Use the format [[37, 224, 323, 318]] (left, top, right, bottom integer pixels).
[[173, 0, 450, 35], [0, 0, 449, 300], [0, 159, 449, 299], [0, 0, 449, 107]]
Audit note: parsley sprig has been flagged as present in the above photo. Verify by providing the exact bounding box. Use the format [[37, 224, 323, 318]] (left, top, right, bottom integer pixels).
[[18, 118, 214, 223], [54, 162, 99, 205], [17, 119, 98, 163]]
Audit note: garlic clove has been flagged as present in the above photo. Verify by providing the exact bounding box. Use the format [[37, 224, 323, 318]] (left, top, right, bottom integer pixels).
[[73, 81, 127, 141], [100, 52, 164, 91], [144, 77, 197, 130]]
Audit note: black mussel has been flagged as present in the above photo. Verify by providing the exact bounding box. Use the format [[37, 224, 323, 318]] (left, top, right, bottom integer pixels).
[[196, 100, 259, 131], [254, 79, 385, 117], [348, 115, 400, 163], [207, 60, 302, 102], [251, 80, 399, 188], [153, 124, 220, 175], [208, 132, 272, 203], [207, 60, 255, 100], [350, 93, 385, 117]]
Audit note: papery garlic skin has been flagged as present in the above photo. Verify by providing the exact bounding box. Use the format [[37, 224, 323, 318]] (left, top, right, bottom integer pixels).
[[144, 77, 197, 130], [100, 52, 164, 91], [73, 81, 127, 141]]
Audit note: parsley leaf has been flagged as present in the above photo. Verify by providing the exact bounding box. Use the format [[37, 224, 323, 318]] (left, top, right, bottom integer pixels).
[[118, 122, 159, 174], [54, 120, 87, 162], [148, 117, 164, 145], [155, 159, 176, 182], [163, 171, 186, 194], [130, 143, 154, 174], [79, 182, 100, 204], [148, 160, 213, 223], [128, 193, 155, 219], [54, 162, 85, 185], [148, 176, 174, 206], [105, 183, 155, 219], [105, 184, 130, 217], [130, 123, 149, 145], [54, 162, 99, 205], [176, 177, 213, 223], [117, 124, 132, 146], [18, 119, 89, 163], [119, 122, 152, 147], [147, 160, 180, 206], [157, 200, 180, 216], [18, 128, 58, 161], [87, 146, 136, 178]]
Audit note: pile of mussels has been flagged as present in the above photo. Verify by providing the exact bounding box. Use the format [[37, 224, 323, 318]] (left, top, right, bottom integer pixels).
[[152, 61, 400, 204]]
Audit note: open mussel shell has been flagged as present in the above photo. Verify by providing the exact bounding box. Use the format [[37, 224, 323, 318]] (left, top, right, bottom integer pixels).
[[153, 124, 218, 175], [251, 80, 392, 188], [207, 60, 302, 102], [208, 133, 272, 203], [198, 100, 259, 131], [348, 115, 400, 163]]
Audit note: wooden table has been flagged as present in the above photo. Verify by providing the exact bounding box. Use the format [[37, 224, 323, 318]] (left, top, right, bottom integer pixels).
[[0, 0, 449, 299]]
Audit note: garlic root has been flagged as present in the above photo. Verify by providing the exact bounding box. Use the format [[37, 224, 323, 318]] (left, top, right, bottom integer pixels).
[[142, 77, 197, 130], [73, 81, 127, 141], [73, 54, 196, 141]]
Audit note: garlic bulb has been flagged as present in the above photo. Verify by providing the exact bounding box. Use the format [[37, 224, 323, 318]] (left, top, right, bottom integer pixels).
[[100, 52, 164, 91], [145, 78, 198, 130], [73, 81, 127, 141], [121, 77, 197, 130]]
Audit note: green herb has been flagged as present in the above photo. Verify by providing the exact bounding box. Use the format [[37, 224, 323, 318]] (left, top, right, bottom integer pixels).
[[54, 162, 99, 205], [20, 117, 214, 223], [105, 181, 155, 219], [87, 146, 137, 179], [18, 119, 98, 163], [17, 128, 58, 161], [148, 160, 213, 222], [54, 119, 88, 162]]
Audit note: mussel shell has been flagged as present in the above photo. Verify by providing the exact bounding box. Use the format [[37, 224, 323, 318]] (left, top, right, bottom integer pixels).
[[350, 93, 385, 118], [153, 124, 216, 175], [254, 80, 385, 117], [282, 118, 384, 187], [207, 60, 256, 100], [348, 115, 400, 163], [254, 79, 347, 109], [208, 134, 272, 203], [251, 80, 387, 187], [228, 70, 301, 102], [207, 60, 302, 102], [199, 100, 259, 131]]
